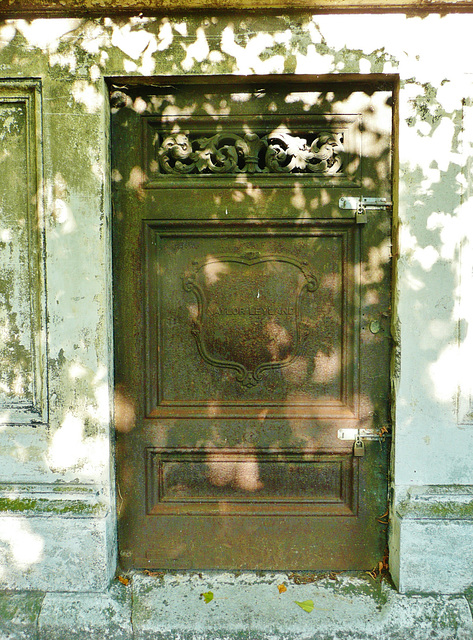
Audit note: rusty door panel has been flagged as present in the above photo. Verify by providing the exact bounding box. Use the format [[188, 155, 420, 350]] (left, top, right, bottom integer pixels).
[[112, 79, 393, 570]]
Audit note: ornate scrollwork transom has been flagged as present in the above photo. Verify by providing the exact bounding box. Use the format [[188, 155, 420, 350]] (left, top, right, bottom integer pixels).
[[156, 128, 345, 176]]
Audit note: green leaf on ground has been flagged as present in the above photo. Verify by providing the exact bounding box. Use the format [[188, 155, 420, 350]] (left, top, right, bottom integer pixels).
[[201, 591, 214, 603], [294, 599, 314, 613]]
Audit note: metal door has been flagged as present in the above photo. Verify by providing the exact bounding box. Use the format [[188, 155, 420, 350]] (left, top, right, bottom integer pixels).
[[111, 77, 393, 570]]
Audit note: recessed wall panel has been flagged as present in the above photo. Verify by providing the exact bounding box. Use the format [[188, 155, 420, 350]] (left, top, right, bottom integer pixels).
[[0, 82, 46, 422]]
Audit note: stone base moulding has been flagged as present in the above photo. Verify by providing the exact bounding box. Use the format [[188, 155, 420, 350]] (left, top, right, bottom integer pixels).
[[0, 483, 115, 592], [391, 485, 473, 594]]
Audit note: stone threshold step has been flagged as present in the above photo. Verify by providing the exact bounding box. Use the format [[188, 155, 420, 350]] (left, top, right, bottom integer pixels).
[[1, 572, 473, 639]]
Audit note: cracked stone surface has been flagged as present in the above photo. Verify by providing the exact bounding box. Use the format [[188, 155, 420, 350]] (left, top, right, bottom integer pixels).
[[131, 572, 473, 640], [2, 574, 473, 639]]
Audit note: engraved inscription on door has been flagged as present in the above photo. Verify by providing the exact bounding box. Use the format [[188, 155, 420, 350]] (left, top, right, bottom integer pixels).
[[112, 80, 393, 570], [184, 252, 317, 389]]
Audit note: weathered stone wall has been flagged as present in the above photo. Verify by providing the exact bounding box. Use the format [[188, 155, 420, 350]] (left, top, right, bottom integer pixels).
[[0, 12, 472, 594]]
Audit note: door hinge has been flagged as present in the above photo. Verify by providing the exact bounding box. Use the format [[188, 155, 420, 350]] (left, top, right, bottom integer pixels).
[[339, 197, 392, 224]]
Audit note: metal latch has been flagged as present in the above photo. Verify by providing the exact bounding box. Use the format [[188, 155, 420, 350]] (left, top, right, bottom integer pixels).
[[338, 428, 391, 458], [339, 197, 392, 224], [338, 427, 391, 459], [337, 428, 391, 441]]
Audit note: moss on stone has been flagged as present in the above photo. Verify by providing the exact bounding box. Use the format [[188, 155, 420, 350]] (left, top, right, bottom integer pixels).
[[0, 496, 106, 516], [0, 591, 44, 625], [397, 500, 473, 520]]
